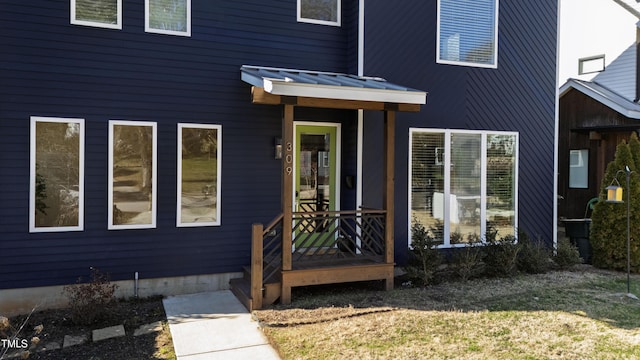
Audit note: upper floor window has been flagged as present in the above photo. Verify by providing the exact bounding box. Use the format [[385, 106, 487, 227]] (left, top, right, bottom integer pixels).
[[146, 0, 191, 36], [437, 0, 499, 68], [298, 0, 341, 27], [30, 117, 85, 232], [579, 55, 605, 75], [71, 0, 122, 29]]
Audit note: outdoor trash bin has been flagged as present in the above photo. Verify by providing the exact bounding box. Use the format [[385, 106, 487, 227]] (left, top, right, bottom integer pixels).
[[562, 218, 592, 264]]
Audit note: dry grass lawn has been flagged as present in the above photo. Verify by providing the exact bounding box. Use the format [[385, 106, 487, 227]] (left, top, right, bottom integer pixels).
[[254, 266, 640, 359]]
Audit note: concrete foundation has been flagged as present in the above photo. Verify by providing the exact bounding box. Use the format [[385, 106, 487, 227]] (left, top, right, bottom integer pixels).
[[0, 272, 242, 317]]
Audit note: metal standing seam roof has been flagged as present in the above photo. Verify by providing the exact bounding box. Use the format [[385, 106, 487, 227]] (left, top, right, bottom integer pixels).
[[560, 78, 640, 119], [240, 65, 427, 105]]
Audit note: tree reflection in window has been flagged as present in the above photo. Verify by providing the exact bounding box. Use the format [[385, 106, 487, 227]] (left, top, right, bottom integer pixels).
[[30, 117, 84, 232], [109, 121, 157, 229], [177, 124, 222, 227], [71, 0, 121, 29], [146, 0, 190, 36], [299, 0, 340, 25]]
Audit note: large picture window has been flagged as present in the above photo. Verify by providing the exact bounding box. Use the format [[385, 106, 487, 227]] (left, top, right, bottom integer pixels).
[[30, 117, 84, 232], [177, 124, 222, 227], [409, 129, 517, 247], [71, 0, 122, 29], [297, 0, 341, 26], [145, 0, 191, 36], [437, 0, 499, 68], [108, 121, 157, 230]]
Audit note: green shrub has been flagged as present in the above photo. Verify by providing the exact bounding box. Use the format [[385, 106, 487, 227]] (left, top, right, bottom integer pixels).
[[483, 231, 520, 278], [516, 231, 552, 274], [63, 267, 118, 325], [554, 237, 582, 269], [590, 132, 640, 272], [450, 244, 485, 281], [405, 219, 444, 286]]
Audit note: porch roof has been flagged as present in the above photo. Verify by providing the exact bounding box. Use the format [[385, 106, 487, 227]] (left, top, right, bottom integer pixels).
[[241, 65, 427, 111], [560, 78, 640, 119]]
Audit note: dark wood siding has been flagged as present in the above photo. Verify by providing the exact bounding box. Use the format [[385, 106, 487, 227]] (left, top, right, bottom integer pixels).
[[0, 0, 354, 288], [558, 88, 640, 219], [364, 0, 558, 261]]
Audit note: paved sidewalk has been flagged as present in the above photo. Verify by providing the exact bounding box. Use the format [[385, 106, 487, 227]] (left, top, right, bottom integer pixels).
[[163, 291, 281, 360]]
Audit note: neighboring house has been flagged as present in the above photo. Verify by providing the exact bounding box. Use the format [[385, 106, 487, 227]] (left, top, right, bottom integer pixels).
[[558, 0, 640, 219], [0, 0, 557, 313]]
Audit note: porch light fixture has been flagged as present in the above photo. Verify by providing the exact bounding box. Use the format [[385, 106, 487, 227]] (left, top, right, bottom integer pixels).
[[274, 137, 283, 159], [605, 166, 638, 300]]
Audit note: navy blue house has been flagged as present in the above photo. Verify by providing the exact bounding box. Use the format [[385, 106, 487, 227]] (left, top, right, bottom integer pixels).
[[0, 0, 557, 313]]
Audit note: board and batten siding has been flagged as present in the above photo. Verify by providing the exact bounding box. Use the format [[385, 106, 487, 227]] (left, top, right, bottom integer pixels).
[[0, 0, 353, 289], [363, 0, 558, 263]]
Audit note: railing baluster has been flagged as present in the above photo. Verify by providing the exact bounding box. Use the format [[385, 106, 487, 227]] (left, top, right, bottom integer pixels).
[[290, 209, 387, 265]]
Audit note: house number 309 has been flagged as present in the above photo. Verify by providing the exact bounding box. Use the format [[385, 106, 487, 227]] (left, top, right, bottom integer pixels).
[[285, 142, 293, 175]]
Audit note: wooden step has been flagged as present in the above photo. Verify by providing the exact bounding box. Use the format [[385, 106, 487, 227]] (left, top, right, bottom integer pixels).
[[229, 277, 253, 311], [263, 282, 281, 306]]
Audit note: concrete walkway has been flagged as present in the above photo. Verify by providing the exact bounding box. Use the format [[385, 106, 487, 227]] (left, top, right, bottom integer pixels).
[[163, 291, 281, 360]]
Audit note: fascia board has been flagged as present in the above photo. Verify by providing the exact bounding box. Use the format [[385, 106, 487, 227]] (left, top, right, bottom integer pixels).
[[263, 78, 427, 105]]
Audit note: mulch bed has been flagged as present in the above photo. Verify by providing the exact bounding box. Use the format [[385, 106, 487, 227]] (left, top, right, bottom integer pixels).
[[2, 297, 170, 360]]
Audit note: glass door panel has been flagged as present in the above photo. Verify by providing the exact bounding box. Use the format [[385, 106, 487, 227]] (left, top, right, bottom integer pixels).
[[294, 124, 339, 249]]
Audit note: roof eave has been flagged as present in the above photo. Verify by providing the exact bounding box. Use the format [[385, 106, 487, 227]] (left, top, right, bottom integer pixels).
[[561, 80, 640, 119], [264, 78, 427, 105]]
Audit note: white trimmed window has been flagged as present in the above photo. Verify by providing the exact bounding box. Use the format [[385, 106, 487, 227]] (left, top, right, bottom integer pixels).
[[298, 0, 341, 26], [569, 149, 588, 188], [409, 129, 518, 247], [145, 0, 191, 36], [437, 0, 499, 68], [578, 55, 605, 75], [71, 0, 122, 29], [177, 124, 222, 227], [30, 117, 85, 232], [108, 120, 157, 230]]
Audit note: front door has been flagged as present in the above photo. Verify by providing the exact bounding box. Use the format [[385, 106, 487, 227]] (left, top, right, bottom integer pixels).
[[294, 122, 340, 248]]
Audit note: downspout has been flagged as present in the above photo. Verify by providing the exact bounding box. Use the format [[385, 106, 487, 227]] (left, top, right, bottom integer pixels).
[[636, 21, 640, 102], [553, 0, 561, 251], [356, 0, 364, 210]]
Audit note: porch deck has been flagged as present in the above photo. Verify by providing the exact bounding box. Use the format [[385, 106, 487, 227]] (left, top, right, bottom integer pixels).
[[230, 209, 395, 310]]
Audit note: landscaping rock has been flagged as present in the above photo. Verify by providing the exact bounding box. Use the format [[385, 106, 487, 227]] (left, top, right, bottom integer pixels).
[[133, 321, 164, 336], [63, 334, 88, 348], [40, 341, 61, 351], [92, 325, 125, 342]]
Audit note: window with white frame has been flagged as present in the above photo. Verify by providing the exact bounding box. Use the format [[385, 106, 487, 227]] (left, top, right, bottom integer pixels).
[[437, 0, 499, 68], [578, 55, 605, 75], [298, 0, 341, 26], [146, 0, 191, 36], [71, 0, 122, 29], [177, 124, 222, 227], [409, 129, 517, 247], [108, 120, 157, 230], [569, 149, 588, 188], [30, 117, 84, 232]]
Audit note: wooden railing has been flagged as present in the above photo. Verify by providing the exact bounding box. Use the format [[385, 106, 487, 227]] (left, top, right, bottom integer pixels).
[[251, 213, 283, 310], [291, 209, 387, 263], [251, 209, 387, 308]]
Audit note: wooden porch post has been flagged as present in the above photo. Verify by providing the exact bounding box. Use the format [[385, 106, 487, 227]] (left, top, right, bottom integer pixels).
[[281, 104, 294, 304], [383, 110, 395, 291]]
